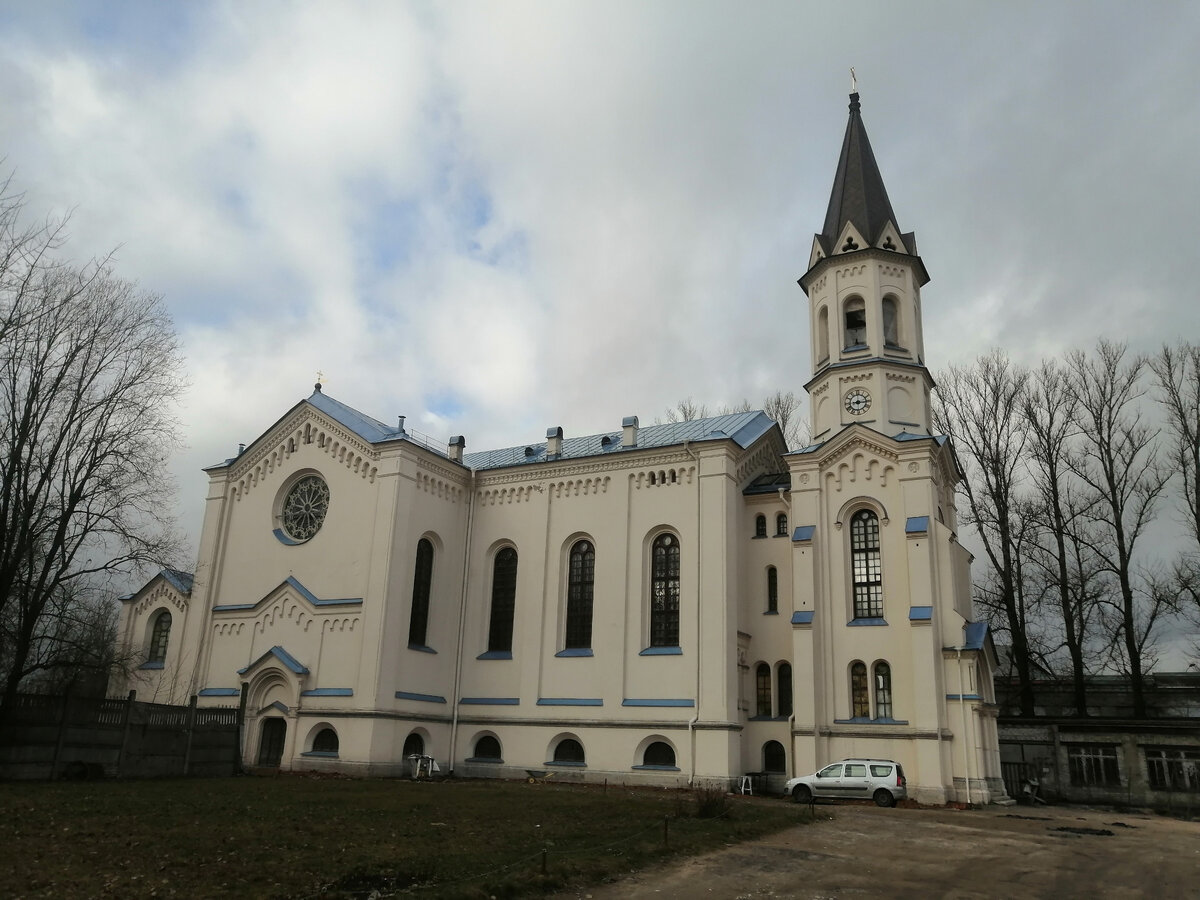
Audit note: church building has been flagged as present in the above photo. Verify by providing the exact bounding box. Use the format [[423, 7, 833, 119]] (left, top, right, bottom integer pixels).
[[115, 92, 1005, 805]]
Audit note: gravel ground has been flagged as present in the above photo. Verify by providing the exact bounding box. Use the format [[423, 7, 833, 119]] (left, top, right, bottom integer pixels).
[[561, 801, 1200, 899]]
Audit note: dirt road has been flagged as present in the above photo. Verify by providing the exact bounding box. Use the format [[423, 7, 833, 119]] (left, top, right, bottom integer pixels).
[[567, 802, 1200, 899]]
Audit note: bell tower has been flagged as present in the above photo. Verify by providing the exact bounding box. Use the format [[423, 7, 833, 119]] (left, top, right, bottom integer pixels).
[[800, 91, 933, 443]]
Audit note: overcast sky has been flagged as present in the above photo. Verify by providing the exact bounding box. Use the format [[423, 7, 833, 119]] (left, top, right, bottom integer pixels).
[[2, 1, 1199, 570]]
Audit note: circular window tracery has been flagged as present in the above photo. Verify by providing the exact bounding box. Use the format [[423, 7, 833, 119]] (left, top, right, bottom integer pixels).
[[282, 475, 329, 542]]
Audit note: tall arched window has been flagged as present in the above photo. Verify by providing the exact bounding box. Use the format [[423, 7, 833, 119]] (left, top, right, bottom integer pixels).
[[851, 661, 870, 718], [844, 297, 866, 347], [874, 662, 893, 720], [817, 306, 829, 362], [776, 513, 788, 536], [882, 296, 900, 346], [777, 662, 793, 717], [148, 610, 171, 663], [754, 514, 767, 538], [488, 548, 518, 653], [850, 509, 883, 618], [763, 740, 786, 773], [756, 662, 772, 717], [766, 567, 778, 613], [408, 538, 434, 647], [650, 533, 680, 647], [565, 540, 595, 649]]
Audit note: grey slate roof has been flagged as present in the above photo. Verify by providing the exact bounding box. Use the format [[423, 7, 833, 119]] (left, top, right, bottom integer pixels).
[[463, 411, 777, 471], [818, 93, 912, 256], [743, 472, 792, 495]]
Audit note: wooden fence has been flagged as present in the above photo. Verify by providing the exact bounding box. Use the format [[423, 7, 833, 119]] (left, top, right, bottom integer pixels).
[[0, 690, 245, 780]]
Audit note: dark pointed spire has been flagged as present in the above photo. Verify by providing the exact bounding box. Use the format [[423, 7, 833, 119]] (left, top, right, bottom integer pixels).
[[820, 92, 904, 253]]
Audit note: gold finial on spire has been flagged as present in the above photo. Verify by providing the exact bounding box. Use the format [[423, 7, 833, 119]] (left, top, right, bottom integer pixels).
[[315, 370, 325, 392]]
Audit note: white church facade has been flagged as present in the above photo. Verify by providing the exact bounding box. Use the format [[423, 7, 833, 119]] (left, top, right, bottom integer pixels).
[[114, 93, 1005, 805]]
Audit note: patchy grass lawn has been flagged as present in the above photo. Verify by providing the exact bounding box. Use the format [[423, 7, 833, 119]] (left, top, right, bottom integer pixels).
[[0, 776, 810, 898]]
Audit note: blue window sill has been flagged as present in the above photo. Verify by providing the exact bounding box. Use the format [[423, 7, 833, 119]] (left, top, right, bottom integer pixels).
[[848, 617, 888, 627], [633, 764, 680, 772], [763, 609, 779, 616], [408, 643, 437, 654], [843, 343, 869, 352], [396, 691, 446, 704], [139, 661, 165, 670], [537, 698, 602, 707], [466, 756, 503, 764], [198, 687, 240, 697], [751, 534, 768, 540], [555, 648, 593, 658], [477, 650, 512, 660], [301, 750, 339, 758], [834, 717, 909, 725], [623, 698, 694, 708], [272, 527, 304, 546], [909, 606, 933, 621], [639, 646, 682, 656], [748, 715, 791, 722], [459, 697, 519, 706], [546, 760, 587, 768], [300, 688, 353, 697], [774, 533, 789, 538]]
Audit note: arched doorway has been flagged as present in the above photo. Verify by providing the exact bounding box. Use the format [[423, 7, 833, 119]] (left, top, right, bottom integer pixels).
[[258, 718, 287, 766]]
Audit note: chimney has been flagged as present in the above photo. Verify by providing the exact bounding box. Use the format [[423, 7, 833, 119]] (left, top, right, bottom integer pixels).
[[237, 443, 246, 456], [447, 435, 465, 463], [397, 415, 407, 434], [546, 426, 563, 456], [622, 415, 639, 448]]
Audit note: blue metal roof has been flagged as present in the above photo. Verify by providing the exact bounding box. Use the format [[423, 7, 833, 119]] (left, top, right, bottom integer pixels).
[[160, 568, 194, 595], [462, 410, 777, 471], [210, 392, 779, 472]]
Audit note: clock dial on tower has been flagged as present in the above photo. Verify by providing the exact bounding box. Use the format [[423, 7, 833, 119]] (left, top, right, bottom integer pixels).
[[844, 388, 871, 415]]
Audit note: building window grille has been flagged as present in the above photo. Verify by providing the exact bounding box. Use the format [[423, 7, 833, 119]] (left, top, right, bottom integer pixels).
[[1067, 744, 1121, 787], [844, 297, 866, 347], [488, 548, 518, 652], [776, 513, 788, 536], [874, 662, 893, 719], [850, 509, 883, 618], [643, 741, 675, 767], [851, 661, 869, 718], [754, 514, 767, 538], [565, 540, 595, 649], [554, 739, 585, 764], [756, 663, 772, 717], [650, 533, 680, 647], [1145, 748, 1200, 792], [766, 567, 778, 613], [777, 662, 793, 717], [149, 611, 171, 663], [408, 538, 434, 647]]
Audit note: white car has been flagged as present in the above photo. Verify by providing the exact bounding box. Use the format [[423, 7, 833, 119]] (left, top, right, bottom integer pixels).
[[785, 758, 907, 807]]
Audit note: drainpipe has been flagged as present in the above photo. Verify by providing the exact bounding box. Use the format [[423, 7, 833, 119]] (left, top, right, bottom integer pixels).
[[448, 467, 477, 774], [684, 440, 701, 785], [957, 648, 973, 807], [777, 487, 793, 777]]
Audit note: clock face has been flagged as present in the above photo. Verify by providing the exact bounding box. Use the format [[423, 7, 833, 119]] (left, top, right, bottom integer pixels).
[[845, 388, 872, 415]]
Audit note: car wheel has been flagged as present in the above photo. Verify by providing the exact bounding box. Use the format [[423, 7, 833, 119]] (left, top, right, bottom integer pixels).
[[873, 788, 895, 808], [792, 784, 812, 803]]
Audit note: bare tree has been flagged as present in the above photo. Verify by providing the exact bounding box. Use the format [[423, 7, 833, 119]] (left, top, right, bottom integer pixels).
[[762, 390, 809, 450], [934, 350, 1037, 714], [665, 397, 708, 423], [1066, 341, 1171, 717], [1023, 360, 1102, 714], [0, 186, 184, 719]]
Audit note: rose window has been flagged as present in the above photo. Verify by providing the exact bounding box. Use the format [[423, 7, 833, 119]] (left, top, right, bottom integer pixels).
[[281, 475, 329, 542]]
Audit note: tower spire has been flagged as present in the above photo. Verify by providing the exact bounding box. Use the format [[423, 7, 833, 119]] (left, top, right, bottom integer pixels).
[[819, 87, 906, 255]]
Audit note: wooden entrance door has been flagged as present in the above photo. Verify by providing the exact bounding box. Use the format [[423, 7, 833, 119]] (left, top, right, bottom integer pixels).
[[257, 718, 286, 766]]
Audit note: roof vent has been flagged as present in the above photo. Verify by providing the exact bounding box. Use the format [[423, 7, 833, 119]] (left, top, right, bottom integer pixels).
[[546, 426, 563, 456], [622, 415, 639, 448], [600, 435, 613, 447], [397, 415, 406, 434], [447, 435, 465, 463], [524, 446, 537, 458], [237, 443, 245, 456]]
